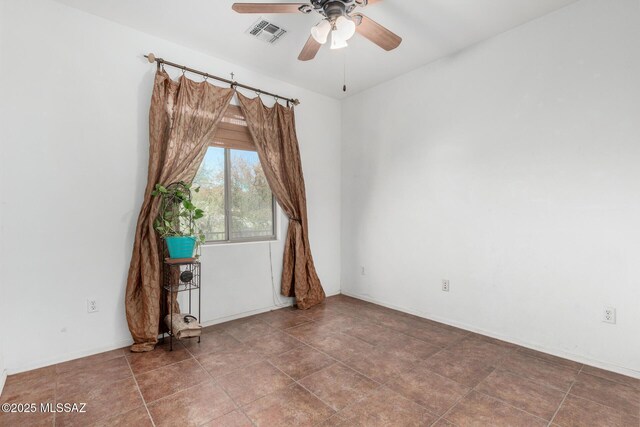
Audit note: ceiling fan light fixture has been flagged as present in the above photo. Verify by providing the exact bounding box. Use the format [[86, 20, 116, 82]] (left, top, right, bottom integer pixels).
[[334, 15, 356, 41], [310, 19, 331, 44], [330, 31, 349, 50]]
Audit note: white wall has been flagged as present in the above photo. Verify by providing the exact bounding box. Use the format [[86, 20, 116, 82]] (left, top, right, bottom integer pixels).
[[0, 1, 7, 389], [0, 187, 5, 392], [0, 0, 341, 373], [342, 0, 640, 376]]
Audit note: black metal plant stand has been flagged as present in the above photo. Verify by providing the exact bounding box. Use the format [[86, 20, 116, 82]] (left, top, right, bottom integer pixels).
[[162, 257, 201, 351]]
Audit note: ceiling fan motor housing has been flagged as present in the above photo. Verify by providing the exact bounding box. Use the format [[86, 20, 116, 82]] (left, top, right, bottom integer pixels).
[[310, 0, 358, 18]]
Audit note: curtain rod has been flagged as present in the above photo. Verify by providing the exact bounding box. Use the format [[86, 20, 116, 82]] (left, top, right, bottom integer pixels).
[[144, 53, 300, 106]]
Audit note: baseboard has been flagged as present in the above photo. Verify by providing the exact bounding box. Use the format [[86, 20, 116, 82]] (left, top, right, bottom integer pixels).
[[341, 291, 640, 380], [6, 338, 134, 376], [6, 291, 341, 376], [0, 369, 7, 396], [199, 304, 293, 328], [199, 290, 341, 328]]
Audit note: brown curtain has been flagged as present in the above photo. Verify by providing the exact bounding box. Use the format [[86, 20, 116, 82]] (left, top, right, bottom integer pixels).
[[237, 93, 325, 309], [126, 70, 235, 352]]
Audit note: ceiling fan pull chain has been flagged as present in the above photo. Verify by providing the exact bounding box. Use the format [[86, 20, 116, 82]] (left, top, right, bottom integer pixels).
[[343, 51, 347, 92]]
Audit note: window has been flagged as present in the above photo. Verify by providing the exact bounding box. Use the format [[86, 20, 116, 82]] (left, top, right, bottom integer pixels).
[[191, 106, 276, 243]]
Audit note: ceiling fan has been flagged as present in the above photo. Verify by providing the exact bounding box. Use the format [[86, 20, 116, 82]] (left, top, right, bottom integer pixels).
[[232, 0, 402, 61]]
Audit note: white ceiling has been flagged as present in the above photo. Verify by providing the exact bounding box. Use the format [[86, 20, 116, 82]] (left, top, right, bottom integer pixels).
[[54, 0, 579, 99]]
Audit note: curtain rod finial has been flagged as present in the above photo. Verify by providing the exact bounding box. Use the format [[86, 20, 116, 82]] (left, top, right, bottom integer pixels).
[[293, 99, 300, 106], [146, 53, 156, 63]]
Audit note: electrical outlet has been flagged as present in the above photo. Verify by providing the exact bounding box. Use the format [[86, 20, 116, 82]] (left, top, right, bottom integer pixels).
[[442, 279, 450, 292], [87, 298, 99, 313], [602, 307, 616, 324]]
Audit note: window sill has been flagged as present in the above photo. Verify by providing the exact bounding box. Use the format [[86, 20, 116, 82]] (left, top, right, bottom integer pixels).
[[201, 237, 279, 247]]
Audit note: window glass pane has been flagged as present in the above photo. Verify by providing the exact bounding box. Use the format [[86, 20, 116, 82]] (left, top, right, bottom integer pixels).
[[229, 149, 274, 240], [192, 147, 225, 241]]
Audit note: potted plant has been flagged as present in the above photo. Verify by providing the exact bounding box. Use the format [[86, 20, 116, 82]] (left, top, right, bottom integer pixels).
[[152, 181, 205, 259]]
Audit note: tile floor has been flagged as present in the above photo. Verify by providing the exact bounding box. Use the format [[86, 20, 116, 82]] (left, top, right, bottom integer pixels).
[[1, 295, 639, 426]]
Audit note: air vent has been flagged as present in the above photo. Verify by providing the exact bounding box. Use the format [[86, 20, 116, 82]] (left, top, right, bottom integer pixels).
[[246, 18, 287, 44]]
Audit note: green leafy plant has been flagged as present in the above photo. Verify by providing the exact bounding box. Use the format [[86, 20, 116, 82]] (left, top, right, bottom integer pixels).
[[151, 182, 206, 248]]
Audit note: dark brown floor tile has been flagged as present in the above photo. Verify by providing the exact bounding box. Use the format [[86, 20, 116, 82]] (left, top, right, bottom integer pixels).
[[552, 394, 640, 427], [445, 391, 547, 427], [202, 410, 253, 427], [516, 347, 583, 371], [136, 358, 208, 403], [332, 386, 437, 427], [348, 304, 390, 318], [386, 366, 469, 415], [126, 341, 192, 375], [56, 357, 132, 397], [92, 406, 153, 427], [342, 320, 399, 346], [0, 370, 55, 404], [377, 336, 442, 363], [217, 361, 293, 406], [243, 383, 335, 427], [421, 350, 496, 388], [311, 314, 362, 336], [475, 369, 565, 420], [403, 323, 469, 348], [243, 331, 303, 357], [1, 368, 55, 426], [465, 333, 520, 351], [3, 366, 56, 389], [284, 321, 334, 343], [570, 372, 640, 416], [420, 317, 468, 333], [331, 294, 368, 304], [147, 381, 236, 427], [221, 318, 276, 342], [8, 296, 638, 427], [350, 306, 395, 324], [431, 419, 456, 427], [316, 414, 351, 427], [200, 323, 227, 335], [343, 347, 416, 384], [0, 409, 54, 427], [267, 345, 334, 380], [498, 351, 579, 392], [256, 308, 313, 329], [446, 336, 512, 364], [376, 312, 419, 332], [298, 363, 379, 411], [196, 346, 263, 378], [55, 348, 126, 374], [305, 332, 374, 362], [303, 306, 355, 323], [56, 377, 142, 426], [581, 365, 640, 390], [1, 366, 56, 409], [181, 332, 244, 356]]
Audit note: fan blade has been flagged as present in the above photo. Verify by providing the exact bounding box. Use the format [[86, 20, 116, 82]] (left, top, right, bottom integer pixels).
[[353, 13, 401, 51], [232, 3, 308, 14], [298, 35, 321, 61]]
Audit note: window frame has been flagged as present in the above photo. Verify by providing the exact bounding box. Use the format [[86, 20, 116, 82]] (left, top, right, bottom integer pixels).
[[199, 146, 278, 246]]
